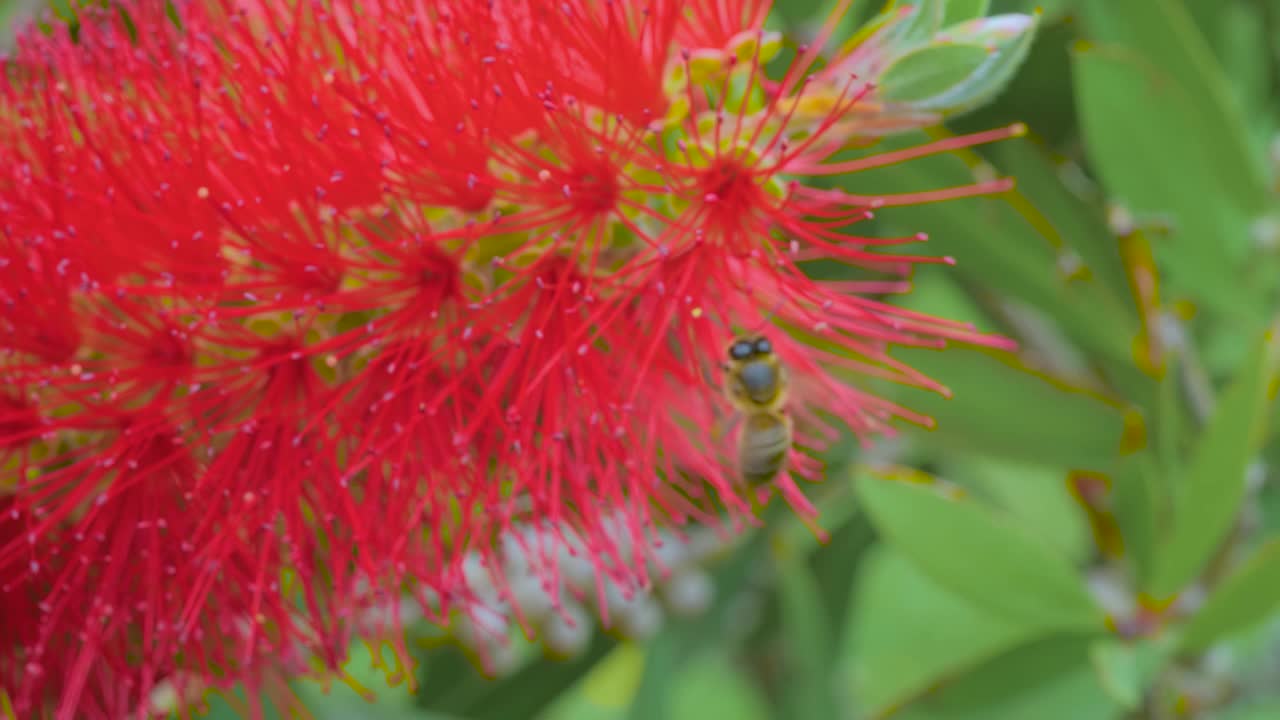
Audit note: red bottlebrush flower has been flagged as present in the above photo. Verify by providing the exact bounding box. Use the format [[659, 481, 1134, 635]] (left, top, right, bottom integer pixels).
[[0, 0, 1034, 716]]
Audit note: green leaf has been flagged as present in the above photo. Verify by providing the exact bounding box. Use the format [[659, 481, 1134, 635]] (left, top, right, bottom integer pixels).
[[1088, 637, 1170, 712], [1221, 700, 1280, 720], [855, 471, 1107, 631], [1077, 0, 1269, 205], [987, 137, 1133, 306], [893, 637, 1125, 720], [895, 0, 948, 46], [1179, 539, 1280, 652], [805, 504, 878, 643], [1148, 323, 1280, 598], [668, 652, 770, 720], [626, 531, 771, 720], [1110, 452, 1163, 586], [883, 269, 1133, 471], [943, 0, 990, 26], [773, 547, 840, 720], [418, 634, 616, 720], [1072, 42, 1265, 320], [842, 547, 1045, 714], [889, 343, 1131, 471], [880, 15, 1038, 115], [881, 43, 992, 104], [928, 14, 1038, 112], [1217, 2, 1271, 125], [832, 133, 1141, 374], [943, 455, 1091, 564]]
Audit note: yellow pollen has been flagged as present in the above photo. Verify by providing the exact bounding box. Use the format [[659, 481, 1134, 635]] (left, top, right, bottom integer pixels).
[[690, 307, 703, 318], [196, 187, 209, 199]]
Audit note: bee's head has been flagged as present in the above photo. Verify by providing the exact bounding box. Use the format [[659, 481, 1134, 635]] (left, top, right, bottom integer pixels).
[[727, 336, 773, 361], [725, 336, 784, 407]]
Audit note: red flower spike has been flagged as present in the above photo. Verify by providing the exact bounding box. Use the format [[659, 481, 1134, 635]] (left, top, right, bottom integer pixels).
[[675, 0, 773, 51], [518, 0, 681, 129], [0, 0, 1038, 715]]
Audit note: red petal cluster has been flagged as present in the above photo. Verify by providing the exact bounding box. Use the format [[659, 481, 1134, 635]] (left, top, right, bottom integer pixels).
[[0, 0, 1016, 717]]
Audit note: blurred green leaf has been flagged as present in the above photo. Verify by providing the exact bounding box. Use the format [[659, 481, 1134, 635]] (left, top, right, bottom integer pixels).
[[1222, 699, 1280, 720], [1077, 0, 1269, 203], [1154, 354, 1191, 472], [881, 43, 993, 104], [1088, 637, 1169, 712], [945, 455, 1091, 563], [892, 342, 1130, 470], [1148, 323, 1280, 598], [773, 545, 840, 720], [922, 14, 1038, 114], [418, 634, 616, 720], [1110, 452, 1163, 586], [990, 0, 1071, 22], [668, 652, 770, 720], [943, 0, 991, 26], [843, 547, 1044, 714], [1218, 2, 1271, 129], [806, 506, 878, 643], [856, 471, 1106, 631], [837, 135, 1141, 373], [951, 14, 1079, 146], [893, 637, 1125, 720], [1179, 539, 1280, 652], [1072, 41, 1266, 320], [987, 137, 1132, 308], [626, 532, 770, 720], [895, 0, 947, 45], [887, 270, 1132, 470]]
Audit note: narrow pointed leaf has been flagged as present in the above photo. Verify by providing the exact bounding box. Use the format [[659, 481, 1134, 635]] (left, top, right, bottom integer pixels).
[[945, 456, 1091, 564], [880, 15, 1037, 115], [1078, 0, 1269, 203], [1221, 700, 1280, 720], [774, 550, 840, 720], [895, 0, 947, 45], [1148, 323, 1280, 598], [987, 138, 1132, 306], [891, 341, 1131, 471], [1072, 43, 1264, 320], [835, 134, 1141, 372], [843, 548, 1044, 714], [1088, 637, 1169, 712], [1179, 539, 1280, 652], [892, 637, 1124, 720], [668, 653, 770, 720], [880, 43, 992, 104], [943, 0, 991, 26], [856, 472, 1106, 631], [1110, 452, 1163, 586]]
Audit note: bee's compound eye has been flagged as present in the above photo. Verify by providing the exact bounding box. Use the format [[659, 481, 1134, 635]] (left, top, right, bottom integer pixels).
[[729, 340, 754, 360], [753, 337, 773, 355]]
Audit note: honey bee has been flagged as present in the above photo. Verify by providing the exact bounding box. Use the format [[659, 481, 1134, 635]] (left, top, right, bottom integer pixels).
[[722, 336, 792, 487]]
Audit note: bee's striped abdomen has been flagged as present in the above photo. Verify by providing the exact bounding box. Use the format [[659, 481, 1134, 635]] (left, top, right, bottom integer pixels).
[[738, 412, 792, 486]]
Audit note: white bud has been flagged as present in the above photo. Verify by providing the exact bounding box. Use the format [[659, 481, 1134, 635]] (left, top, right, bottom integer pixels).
[[663, 570, 715, 618], [618, 597, 665, 641], [543, 602, 592, 658]]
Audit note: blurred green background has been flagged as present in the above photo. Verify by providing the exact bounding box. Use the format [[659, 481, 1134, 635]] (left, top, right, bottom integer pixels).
[[9, 0, 1280, 718]]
